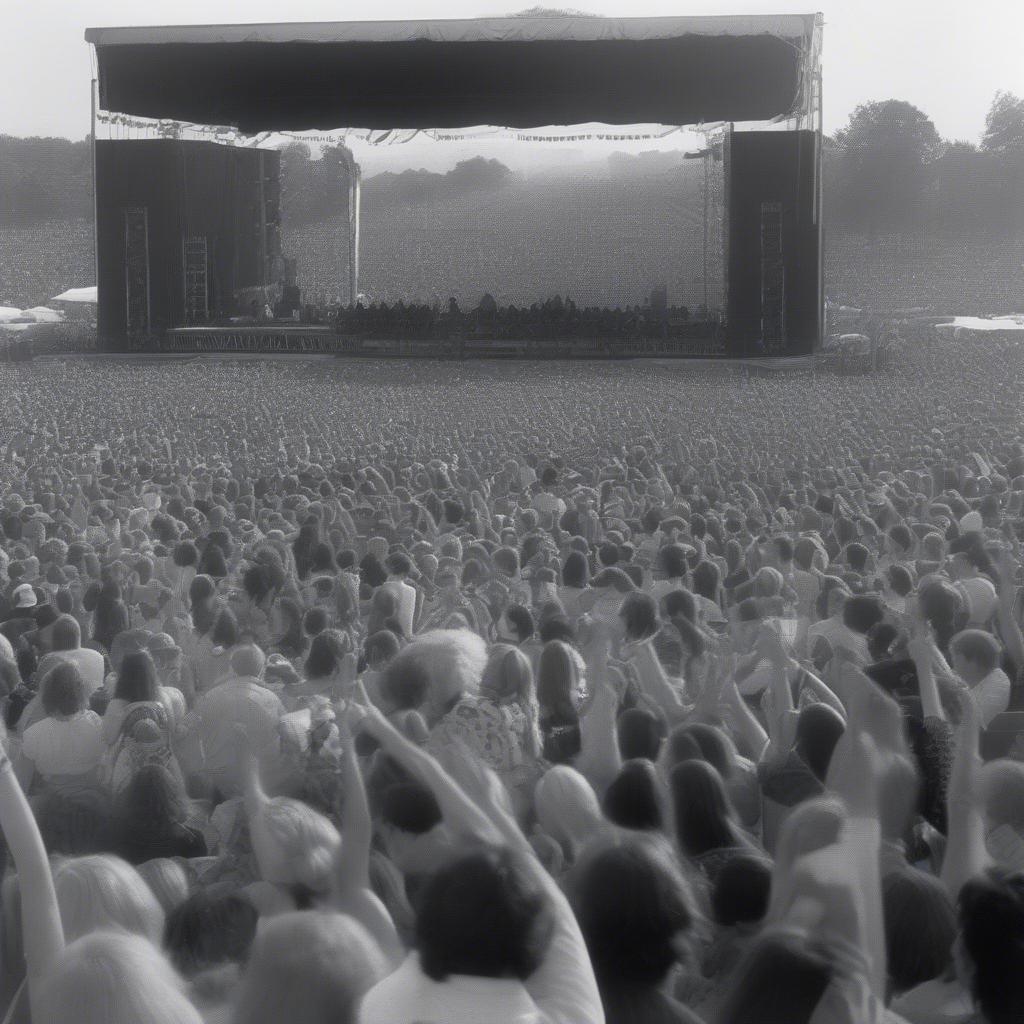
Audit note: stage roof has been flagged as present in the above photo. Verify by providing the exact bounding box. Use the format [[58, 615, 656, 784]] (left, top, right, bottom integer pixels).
[[86, 15, 821, 133]]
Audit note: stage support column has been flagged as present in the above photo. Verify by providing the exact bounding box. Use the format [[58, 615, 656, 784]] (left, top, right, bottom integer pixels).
[[91, 79, 99, 301], [349, 166, 361, 305]]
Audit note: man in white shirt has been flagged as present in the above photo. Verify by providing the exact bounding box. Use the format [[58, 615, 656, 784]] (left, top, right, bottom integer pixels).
[[950, 628, 1010, 729], [35, 614, 105, 696], [380, 552, 418, 638], [532, 467, 566, 523]]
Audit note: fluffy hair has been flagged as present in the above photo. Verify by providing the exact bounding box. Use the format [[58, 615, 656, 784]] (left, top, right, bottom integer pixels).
[[53, 854, 165, 945], [231, 912, 387, 1024], [250, 798, 340, 893], [38, 930, 201, 1024], [385, 629, 487, 723]]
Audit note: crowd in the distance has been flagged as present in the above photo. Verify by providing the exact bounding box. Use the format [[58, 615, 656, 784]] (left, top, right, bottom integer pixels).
[[0, 340, 1021, 1023]]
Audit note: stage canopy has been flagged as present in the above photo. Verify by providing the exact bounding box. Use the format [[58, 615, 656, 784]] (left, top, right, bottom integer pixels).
[[86, 14, 821, 133]]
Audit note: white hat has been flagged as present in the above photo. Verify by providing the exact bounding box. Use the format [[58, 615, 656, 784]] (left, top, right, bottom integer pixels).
[[12, 583, 37, 609]]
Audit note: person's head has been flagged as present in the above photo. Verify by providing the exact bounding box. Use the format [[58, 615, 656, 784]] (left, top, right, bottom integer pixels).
[[164, 891, 259, 977], [845, 541, 870, 575], [41, 661, 88, 716], [666, 722, 737, 779], [303, 629, 348, 682], [537, 640, 583, 722], [493, 546, 520, 579], [117, 754, 186, 827], [616, 706, 664, 762], [882, 867, 956, 998], [534, 765, 604, 853], [712, 854, 773, 928], [480, 644, 535, 707], [53, 854, 165, 944], [228, 643, 266, 681], [886, 563, 915, 598], [669, 759, 742, 860], [816, 577, 851, 620], [794, 703, 846, 782], [500, 604, 535, 645], [38, 931, 202, 1024], [363, 629, 400, 671], [382, 629, 487, 724], [416, 847, 553, 982], [249, 796, 340, 896], [114, 649, 160, 704], [957, 868, 1024, 1024], [136, 858, 190, 915], [231, 911, 387, 1024], [211, 607, 239, 649], [980, 759, 1024, 835], [573, 839, 697, 994], [561, 550, 589, 589], [602, 759, 663, 831], [866, 621, 899, 662], [617, 591, 659, 644], [842, 594, 885, 637], [50, 614, 82, 652], [716, 931, 834, 1024], [950, 629, 1001, 686], [659, 544, 688, 581], [691, 559, 721, 602]]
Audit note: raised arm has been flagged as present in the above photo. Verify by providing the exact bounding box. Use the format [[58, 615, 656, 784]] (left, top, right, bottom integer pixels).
[[940, 690, 990, 902], [0, 743, 65, 1013], [576, 618, 623, 794], [330, 709, 403, 966]]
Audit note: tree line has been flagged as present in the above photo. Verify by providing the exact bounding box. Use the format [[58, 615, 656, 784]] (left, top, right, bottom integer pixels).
[[2, 91, 1024, 238]]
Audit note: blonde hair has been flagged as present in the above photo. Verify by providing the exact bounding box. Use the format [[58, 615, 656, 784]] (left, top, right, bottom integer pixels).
[[38, 930, 202, 1024], [53, 855, 164, 944], [535, 766, 605, 855], [136, 857, 191, 914], [231, 912, 386, 1024], [250, 798, 340, 893]]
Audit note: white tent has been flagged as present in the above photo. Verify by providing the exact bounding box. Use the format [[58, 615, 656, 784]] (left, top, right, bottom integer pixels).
[[50, 287, 97, 304], [22, 307, 64, 323], [0, 307, 23, 323]]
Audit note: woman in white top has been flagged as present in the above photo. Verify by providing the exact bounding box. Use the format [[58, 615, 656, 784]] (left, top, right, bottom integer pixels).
[[17, 662, 104, 796]]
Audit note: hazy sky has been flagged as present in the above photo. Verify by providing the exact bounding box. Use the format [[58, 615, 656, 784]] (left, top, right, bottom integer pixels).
[[4, 0, 1022, 146]]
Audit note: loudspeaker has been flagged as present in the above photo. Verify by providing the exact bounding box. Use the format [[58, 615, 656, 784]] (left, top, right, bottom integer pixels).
[[96, 140, 281, 350], [724, 130, 819, 357]]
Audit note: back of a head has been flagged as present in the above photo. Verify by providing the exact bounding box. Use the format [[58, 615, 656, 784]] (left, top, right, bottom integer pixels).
[[164, 891, 259, 977], [230, 643, 266, 680], [602, 759, 663, 832], [572, 839, 695, 993], [959, 868, 1024, 1024], [39, 930, 201, 1024], [53, 854, 165, 945], [534, 765, 603, 848], [669, 759, 738, 859], [841, 594, 885, 636], [380, 782, 443, 836], [711, 854, 773, 927], [416, 847, 552, 983], [51, 614, 81, 652], [667, 722, 734, 778], [390, 630, 488, 719], [250, 797, 340, 896], [794, 703, 846, 783], [232, 911, 387, 1024], [716, 931, 832, 1024], [883, 867, 956, 997], [616, 707, 664, 762]]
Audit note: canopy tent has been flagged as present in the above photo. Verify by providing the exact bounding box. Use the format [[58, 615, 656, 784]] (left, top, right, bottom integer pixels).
[[21, 307, 63, 323], [51, 287, 98, 304], [86, 14, 821, 133]]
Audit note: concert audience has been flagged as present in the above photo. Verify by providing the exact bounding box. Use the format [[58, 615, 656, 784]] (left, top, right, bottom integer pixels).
[[0, 333, 1018, 1023]]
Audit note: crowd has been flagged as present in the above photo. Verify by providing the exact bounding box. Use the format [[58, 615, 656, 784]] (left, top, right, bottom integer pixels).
[[0, 336, 1021, 1023], [314, 297, 710, 342]]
